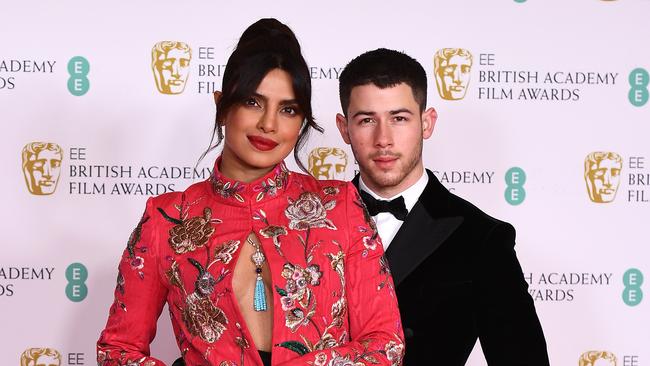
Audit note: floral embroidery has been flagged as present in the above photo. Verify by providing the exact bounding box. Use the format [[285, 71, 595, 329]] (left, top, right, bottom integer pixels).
[[210, 240, 240, 265], [211, 177, 245, 202], [254, 208, 288, 257], [353, 191, 381, 255], [322, 186, 340, 196], [159, 205, 221, 254], [285, 192, 337, 231], [210, 161, 289, 203], [166, 257, 231, 344], [253, 164, 289, 201], [384, 338, 405, 366], [377, 255, 394, 292], [278, 240, 348, 356]]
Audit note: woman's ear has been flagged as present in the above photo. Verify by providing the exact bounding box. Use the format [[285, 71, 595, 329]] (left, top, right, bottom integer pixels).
[[213, 91, 222, 105]]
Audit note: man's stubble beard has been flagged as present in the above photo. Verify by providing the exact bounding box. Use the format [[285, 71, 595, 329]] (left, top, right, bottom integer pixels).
[[352, 137, 423, 190]]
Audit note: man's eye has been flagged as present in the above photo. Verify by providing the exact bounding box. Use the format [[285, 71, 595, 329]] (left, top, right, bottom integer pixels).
[[359, 118, 374, 125], [394, 116, 407, 122]]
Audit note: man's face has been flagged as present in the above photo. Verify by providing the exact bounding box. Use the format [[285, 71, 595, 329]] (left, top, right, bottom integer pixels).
[[336, 83, 435, 196], [586, 158, 622, 203], [312, 153, 347, 180], [436, 54, 472, 100], [24, 149, 62, 195], [155, 48, 191, 94], [34, 355, 60, 366]]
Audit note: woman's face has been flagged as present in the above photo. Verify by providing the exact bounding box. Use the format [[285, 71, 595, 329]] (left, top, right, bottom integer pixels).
[[221, 68, 304, 180]]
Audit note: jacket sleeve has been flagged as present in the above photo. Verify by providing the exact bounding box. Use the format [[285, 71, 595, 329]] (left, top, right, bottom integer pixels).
[[475, 223, 550, 366], [278, 182, 405, 366], [97, 197, 169, 366]]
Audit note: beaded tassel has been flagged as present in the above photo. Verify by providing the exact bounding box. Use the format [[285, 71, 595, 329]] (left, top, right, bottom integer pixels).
[[249, 237, 268, 312], [254, 273, 267, 311]]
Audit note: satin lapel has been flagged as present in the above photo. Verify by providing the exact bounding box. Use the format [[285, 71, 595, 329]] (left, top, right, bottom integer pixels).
[[385, 202, 463, 286]]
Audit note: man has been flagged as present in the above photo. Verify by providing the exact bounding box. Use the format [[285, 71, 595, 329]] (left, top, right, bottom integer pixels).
[[151, 41, 192, 94], [22, 142, 63, 195], [584, 151, 623, 203], [336, 48, 549, 365]]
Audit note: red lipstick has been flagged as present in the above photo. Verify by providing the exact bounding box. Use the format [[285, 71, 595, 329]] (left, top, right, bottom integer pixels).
[[248, 135, 278, 151]]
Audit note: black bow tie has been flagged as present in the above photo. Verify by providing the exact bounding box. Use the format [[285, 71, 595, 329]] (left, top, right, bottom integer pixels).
[[359, 190, 408, 221]]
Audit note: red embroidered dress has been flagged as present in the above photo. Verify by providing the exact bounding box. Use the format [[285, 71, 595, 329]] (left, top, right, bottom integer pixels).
[[97, 160, 404, 366]]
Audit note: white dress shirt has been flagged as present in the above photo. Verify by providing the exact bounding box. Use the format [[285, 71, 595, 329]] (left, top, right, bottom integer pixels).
[[358, 171, 429, 250]]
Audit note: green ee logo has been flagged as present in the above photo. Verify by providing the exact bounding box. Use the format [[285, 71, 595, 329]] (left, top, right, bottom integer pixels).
[[67, 56, 90, 96], [505, 167, 526, 205], [622, 268, 643, 306], [628, 68, 648, 107], [66, 262, 88, 302]]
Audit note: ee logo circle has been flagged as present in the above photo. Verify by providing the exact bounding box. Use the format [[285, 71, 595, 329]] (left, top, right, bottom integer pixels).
[[505, 167, 526, 205], [628, 68, 648, 107], [67, 56, 90, 96], [66, 262, 88, 302], [622, 268, 643, 306]]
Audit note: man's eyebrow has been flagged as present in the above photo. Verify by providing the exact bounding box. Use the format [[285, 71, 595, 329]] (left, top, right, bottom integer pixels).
[[389, 108, 414, 115], [351, 110, 375, 118]]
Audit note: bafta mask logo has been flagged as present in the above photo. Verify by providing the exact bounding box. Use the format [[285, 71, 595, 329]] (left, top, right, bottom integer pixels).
[[308, 147, 348, 180], [584, 152, 623, 203], [22, 142, 63, 195], [434, 48, 473, 100], [579, 351, 617, 366], [20, 348, 62, 366], [152, 41, 192, 94]]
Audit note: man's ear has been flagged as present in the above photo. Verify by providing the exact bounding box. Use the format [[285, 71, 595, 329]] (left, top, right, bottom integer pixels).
[[335, 113, 351, 144], [213, 91, 222, 105], [421, 107, 437, 140]]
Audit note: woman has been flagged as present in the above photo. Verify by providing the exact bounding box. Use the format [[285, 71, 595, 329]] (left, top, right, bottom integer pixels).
[[97, 18, 404, 366]]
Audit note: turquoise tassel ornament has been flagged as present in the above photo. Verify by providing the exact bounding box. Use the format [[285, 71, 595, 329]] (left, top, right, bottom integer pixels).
[[254, 273, 267, 311], [248, 236, 268, 312]]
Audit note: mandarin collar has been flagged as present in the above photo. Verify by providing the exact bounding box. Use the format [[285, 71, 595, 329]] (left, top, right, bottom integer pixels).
[[209, 156, 291, 204]]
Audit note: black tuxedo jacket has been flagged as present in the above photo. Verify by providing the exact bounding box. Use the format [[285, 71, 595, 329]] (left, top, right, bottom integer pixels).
[[354, 170, 549, 366]]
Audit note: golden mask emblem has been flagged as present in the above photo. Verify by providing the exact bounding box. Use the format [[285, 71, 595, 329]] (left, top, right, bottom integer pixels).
[[308, 147, 348, 180], [22, 142, 63, 195], [579, 351, 617, 366], [584, 152, 623, 203], [434, 48, 473, 100], [152, 41, 192, 94], [20, 348, 62, 366]]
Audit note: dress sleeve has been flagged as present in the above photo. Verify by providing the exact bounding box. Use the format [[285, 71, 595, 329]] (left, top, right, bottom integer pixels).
[[97, 197, 169, 366], [278, 182, 405, 366], [475, 223, 550, 366]]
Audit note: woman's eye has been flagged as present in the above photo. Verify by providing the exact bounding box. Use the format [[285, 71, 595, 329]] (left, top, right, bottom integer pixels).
[[244, 98, 260, 107], [281, 106, 297, 115]]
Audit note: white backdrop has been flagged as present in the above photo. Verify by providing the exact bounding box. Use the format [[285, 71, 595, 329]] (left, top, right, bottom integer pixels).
[[2, 1, 649, 365]]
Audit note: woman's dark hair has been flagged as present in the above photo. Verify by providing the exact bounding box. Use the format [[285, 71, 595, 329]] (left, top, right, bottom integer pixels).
[[198, 18, 322, 172]]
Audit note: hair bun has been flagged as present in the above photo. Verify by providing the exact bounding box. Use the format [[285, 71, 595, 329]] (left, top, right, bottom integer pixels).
[[237, 18, 301, 55]]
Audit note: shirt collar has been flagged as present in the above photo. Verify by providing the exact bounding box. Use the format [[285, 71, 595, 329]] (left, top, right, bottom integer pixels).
[[358, 170, 428, 213], [210, 155, 291, 204]]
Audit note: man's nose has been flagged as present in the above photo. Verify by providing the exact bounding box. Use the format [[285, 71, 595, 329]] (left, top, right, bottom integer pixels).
[[374, 121, 393, 148]]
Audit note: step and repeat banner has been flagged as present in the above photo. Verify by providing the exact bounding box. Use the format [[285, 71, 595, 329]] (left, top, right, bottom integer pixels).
[[2, 1, 648, 365]]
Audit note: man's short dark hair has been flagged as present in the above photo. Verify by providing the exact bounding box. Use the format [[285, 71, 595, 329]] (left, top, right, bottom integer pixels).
[[338, 48, 428, 115]]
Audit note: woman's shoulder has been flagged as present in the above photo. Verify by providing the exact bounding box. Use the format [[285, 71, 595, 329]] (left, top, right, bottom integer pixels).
[[147, 179, 212, 209], [289, 171, 351, 193]]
